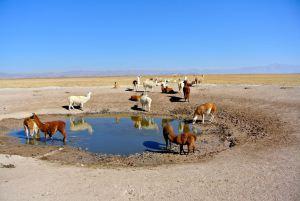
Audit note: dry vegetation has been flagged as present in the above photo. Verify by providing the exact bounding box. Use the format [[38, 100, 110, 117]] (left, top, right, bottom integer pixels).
[[0, 74, 299, 88]]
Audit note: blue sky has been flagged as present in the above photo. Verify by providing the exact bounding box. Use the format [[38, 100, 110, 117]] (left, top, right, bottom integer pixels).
[[0, 0, 300, 73]]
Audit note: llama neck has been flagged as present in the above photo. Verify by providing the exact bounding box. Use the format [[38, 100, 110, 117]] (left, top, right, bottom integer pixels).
[[86, 93, 91, 100], [34, 115, 45, 129], [168, 131, 176, 143]]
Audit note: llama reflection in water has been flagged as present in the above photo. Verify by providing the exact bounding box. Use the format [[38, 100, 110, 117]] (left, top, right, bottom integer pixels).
[[131, 116, 159, 130], [25, 132, 41, 145], [178, 121, 191, 133], [115, 117, 120, 124], [69, 117, 93, 134], [161, 118, 173, 127]]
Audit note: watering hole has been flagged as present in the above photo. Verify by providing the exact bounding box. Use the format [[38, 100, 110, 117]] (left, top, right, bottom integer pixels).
[[10, 115, 203, 156]]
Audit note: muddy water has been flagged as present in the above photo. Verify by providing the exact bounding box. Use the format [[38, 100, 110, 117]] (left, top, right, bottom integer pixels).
[[10, 116, 201, 155]]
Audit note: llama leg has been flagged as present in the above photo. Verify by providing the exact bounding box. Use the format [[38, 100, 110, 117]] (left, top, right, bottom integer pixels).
[[148, 104, 151, 112], [202, 114, 205, 124], [36, 130, 40, 139], [49, 133, 53, 140], [69, 102, 74, 110], [165, 139, 168, 150], [210, 114, 215, 122], [180, 145, 184, 155], [30, 128, 35, 138], [24, 126, 29, 138], [192, 115, 198, 124], [60, 129, 67, 143], [44, 132, 47, 142]]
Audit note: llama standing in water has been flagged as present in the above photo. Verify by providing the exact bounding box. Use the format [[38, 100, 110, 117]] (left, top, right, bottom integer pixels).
[[31, 113, 67, 142], [23, 117, 39, 138]]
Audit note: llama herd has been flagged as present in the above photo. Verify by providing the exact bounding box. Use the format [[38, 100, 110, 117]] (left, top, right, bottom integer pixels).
[[131, 75, 206, 111], [23, 74, 216, 155], [129, 75, 216, 154]]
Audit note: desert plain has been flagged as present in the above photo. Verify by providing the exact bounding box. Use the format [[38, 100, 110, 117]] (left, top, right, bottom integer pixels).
[[0, 74, 299, 201]]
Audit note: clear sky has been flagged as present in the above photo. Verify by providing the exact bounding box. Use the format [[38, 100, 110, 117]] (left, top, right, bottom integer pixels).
[[0, 0, 300, 73]]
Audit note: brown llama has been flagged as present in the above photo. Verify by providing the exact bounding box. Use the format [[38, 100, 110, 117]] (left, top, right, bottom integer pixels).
[[130, 95, 141, 101], [193, 103, 217, 124], [23, 117, 39, 138], [161, 85, 175, 94], [183, 80, 191, 102], [163, 124, 197, 155], [163, 123, 174, 150], [31, 113, 67, 142]]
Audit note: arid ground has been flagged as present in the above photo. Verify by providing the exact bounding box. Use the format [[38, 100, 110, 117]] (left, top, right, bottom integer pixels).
[[0, 74, 299, 201]]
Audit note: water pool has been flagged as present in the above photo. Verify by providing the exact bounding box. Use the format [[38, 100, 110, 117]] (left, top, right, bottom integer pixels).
[[10, 115, 201, 155]]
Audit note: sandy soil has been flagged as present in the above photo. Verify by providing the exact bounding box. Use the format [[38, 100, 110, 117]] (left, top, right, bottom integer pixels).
[[0, 83, 299, 200]]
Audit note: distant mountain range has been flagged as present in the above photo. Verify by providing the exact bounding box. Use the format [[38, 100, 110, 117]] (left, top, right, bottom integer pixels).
[[0, 64, 299, 78]]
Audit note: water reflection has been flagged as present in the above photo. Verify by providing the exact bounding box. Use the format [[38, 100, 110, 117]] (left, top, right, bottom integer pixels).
[[70, 117, 94, 134], [26, 137, 41, 145], [165, 119, 201, 135], [161, 118, 174, 127], [115, 117, 121, 124], [130, 116, 159, 130], [178, 121, 191, 133], [11, 115, 202, 155]]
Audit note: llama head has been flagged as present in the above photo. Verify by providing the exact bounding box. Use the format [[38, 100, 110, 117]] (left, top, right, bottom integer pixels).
[[30, 113, 36, 119]]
